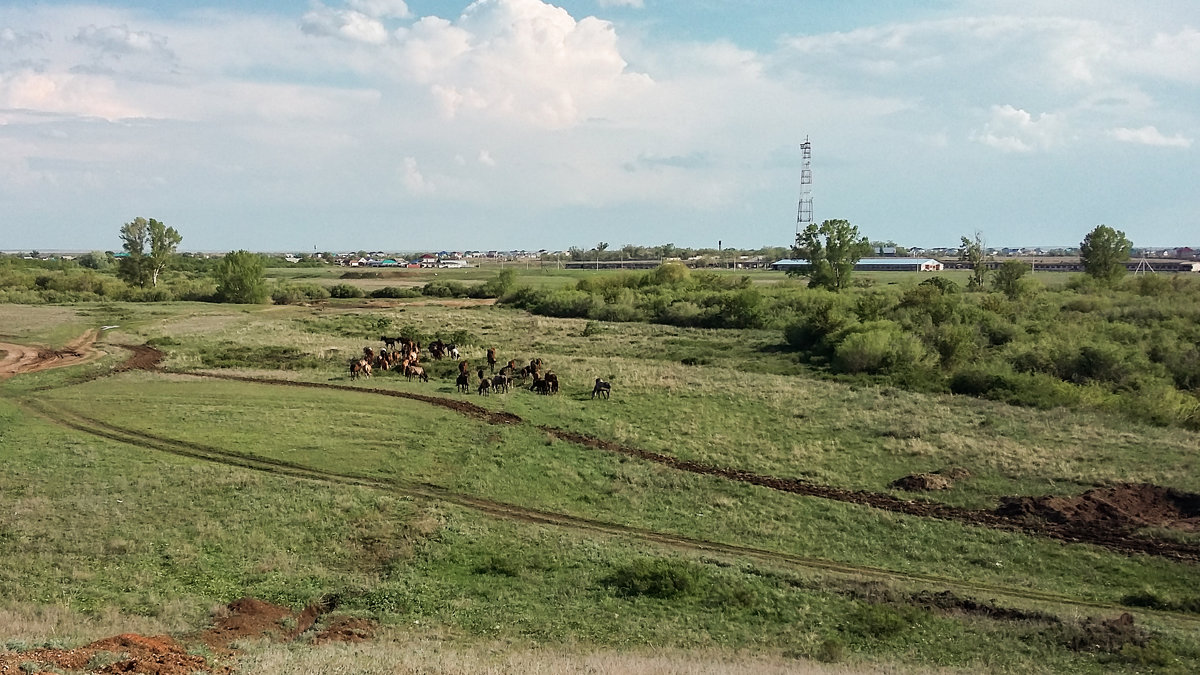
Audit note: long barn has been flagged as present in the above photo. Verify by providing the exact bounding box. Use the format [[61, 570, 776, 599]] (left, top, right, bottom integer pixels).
[[771, 258, 945, 272]]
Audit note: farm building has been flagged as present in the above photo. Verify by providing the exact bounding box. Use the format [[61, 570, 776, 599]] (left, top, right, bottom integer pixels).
[[771, 258, 944, 272]]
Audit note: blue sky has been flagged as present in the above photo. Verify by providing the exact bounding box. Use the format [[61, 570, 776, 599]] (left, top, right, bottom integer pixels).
[[1, 0, 1196, 252]]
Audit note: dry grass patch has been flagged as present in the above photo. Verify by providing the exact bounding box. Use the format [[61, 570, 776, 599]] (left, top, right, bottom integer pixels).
[[231, 634, 892, 675]]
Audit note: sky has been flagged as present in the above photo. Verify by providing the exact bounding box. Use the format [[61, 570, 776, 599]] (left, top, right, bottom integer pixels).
[[1, 0, 1197, 252]]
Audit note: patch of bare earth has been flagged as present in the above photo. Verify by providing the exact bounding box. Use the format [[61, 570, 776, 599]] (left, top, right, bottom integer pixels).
[[0, 633, 225, 675], [996, 483, 1200, 533], [0, 330, 103, 380], [0, 598, 376, 674]]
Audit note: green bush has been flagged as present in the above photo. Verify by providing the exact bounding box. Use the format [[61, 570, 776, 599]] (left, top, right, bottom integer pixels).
[[271, 283, 328, 305], [950, 364, 1080, 409], [329, 283, 365, 298], [603, 558, 700, 599], [371, 286, 421, 299], [842, 603, 920, 640], [422, 280, 470, 298], [833, 324, 931, 375]]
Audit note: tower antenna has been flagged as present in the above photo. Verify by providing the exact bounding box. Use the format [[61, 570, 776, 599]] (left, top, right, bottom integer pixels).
[[796, 136, 813, 234]]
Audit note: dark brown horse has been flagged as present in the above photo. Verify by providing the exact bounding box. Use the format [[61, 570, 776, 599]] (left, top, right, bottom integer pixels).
[[592, 378, 611, 399]]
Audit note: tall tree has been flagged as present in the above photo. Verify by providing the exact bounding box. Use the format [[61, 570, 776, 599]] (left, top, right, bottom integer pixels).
[[790, 219, 872, 291], [992, 259, 1030, 299], [213, 250, 267, 304], [959, 231, 988, 291], [117, 217, 182, 288], [1080, 224, 1131, 285]]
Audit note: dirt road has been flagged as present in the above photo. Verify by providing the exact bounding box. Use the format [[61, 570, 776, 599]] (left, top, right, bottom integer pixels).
[[0, 330, 103, 380]]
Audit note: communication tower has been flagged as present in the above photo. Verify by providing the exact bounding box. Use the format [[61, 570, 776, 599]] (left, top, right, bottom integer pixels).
[[796, 136, 813, 233]]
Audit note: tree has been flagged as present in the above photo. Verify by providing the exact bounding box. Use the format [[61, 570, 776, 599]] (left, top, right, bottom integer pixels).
[[78, 251, 112, 271], [959, 231, 988, 291], [790, 219, 872, 291], [992, 259, 1030, 299], [213, 250, 267, 304], [1080, 224, 1131, 285], [117, 217, 182, 288]]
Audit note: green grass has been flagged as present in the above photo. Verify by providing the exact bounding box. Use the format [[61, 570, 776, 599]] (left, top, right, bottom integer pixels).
[[26, 375, 1200, 611], [3, 300, 1200, 673]]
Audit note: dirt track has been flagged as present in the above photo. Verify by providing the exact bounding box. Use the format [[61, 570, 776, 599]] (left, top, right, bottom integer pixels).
[[0, 330, 103, 379]]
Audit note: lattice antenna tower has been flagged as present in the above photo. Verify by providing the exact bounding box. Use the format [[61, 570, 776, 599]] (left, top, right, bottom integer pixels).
[[796, 136, 813, 234]]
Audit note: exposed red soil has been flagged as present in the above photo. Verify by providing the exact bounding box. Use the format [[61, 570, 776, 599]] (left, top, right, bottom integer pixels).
[[196, 597, 316, 649], [0, 633, 227, 675], [0, 597, 377, 675], [113, 343, 165, 372], [0, 330, 103, 379]]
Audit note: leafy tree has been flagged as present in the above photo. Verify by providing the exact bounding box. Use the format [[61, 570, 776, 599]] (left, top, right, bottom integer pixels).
[[960, 232, 988, 291], [116, 217, 182, 288], [213, 250, 267, 304], [77, 251, 113, 271], [1080, 224, 1131, 285], [790, 219, 872, 291], [993, 259, 1030, 299]]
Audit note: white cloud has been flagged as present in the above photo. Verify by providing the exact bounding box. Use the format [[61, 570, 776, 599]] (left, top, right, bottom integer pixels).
[[347, 0, 411, 19], [302, 0, 652, 129], [478, 149, 495, 166], [301, 5, 389, 44], [0, 69, 144, 120], [972, 105, 1064, 152], [1, 27, 49, 50], [401, 156, 435, 194], [598, 0, 644, 7], [1109, 125, 1192, 148], [73, 24, 172, 58]]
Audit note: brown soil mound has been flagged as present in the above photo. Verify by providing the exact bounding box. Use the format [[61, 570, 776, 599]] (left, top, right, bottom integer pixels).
[[0, 633, 228, 675], [197, 597, 320, 648], [890, 473, 954, 491], [114, 343, 165, 372], [996, 483, 1200, 533], [312, 617, 376, 644]]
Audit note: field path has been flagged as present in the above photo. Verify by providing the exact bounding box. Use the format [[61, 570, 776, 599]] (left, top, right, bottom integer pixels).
[[21, 395, 1200, 623], [0, 330, 103, 380]]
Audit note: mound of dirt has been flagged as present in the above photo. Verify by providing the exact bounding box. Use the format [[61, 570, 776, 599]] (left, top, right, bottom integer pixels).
[[0, 633, 228, 675], [312, 617, 376, 644], [197, 597, 319, 648], [996, 483, 1200, 533], [890, 473, 954, 491], [114, 343, 165, 372]]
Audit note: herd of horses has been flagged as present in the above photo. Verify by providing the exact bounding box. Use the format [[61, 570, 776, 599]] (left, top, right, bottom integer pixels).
[[349, 338, 612, 399]]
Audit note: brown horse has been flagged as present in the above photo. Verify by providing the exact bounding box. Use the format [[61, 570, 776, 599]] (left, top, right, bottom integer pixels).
[[349, 358, 372, 380], [491, 373, 511, 393], [486, 347, 497, 372]]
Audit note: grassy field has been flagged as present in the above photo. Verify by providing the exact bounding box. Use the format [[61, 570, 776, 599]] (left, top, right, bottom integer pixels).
[[2, 296, 1199, 673]]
